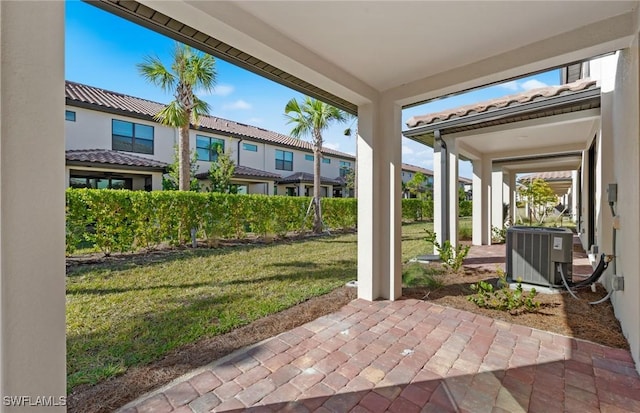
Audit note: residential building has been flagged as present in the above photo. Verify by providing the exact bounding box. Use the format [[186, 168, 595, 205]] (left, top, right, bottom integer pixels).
[[65, 81, 356, 197], [65, 81, 465, 198]]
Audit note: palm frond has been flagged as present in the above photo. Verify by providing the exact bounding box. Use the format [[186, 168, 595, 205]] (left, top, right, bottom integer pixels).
[[191, 96, 211, 126], [137, 56, 175, 92], [154, 100, 188, 127]]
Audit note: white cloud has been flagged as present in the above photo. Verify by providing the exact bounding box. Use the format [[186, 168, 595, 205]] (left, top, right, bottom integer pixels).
[[499, 80, 519, 91], [521, 79, 548, 91], [223, 99, 252, 110], [196, 84, 234, 97], [211, 84, 234, 96], [324, 142, 340, 151], [402, 145, 415, 155]]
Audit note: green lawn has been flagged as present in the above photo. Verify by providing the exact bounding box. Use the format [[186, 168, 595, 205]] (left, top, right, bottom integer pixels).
[[66, 220, 462, 390]]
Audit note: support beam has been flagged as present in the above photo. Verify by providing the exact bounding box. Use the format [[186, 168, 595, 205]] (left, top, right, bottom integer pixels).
[[433, 131, 448, 251], [357, 99, 402, 300], [446, 136, 459, 247], [571, 170, 579, 223], [492, 165, 505, 229], [0, 1, 66, 407], [508, 172, 517, 225], [472, 157, 491, 245]]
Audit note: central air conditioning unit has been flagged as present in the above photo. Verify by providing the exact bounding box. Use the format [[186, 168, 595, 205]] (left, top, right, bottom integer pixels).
[[506, 226, 573, 287]]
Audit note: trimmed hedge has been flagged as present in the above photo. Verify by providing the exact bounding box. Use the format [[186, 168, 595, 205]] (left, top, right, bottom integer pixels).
[[459, 200, 472, 217], [66, 189, 436, 254], [401, 198, 434, 222]]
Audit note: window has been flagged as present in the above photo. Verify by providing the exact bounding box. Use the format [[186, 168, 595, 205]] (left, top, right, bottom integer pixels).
[[65, 110, 76, 122], [322, 158, 331, 164], [305, 154, 314, 161], [275, 150, 293, 171], [196, 135, 225, 162], [112, 119, 154, 154], [339, 160, 352, 177], [243, 142, 258, 152], [69, 175, 132, 190]]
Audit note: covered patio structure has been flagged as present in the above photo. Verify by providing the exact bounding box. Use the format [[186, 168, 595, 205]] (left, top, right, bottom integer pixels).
[[3, 0, 640, 404], [403, 79, 600, 248]]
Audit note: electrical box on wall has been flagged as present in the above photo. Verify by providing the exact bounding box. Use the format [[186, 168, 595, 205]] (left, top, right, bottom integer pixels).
[[608, 183, 618, 203]]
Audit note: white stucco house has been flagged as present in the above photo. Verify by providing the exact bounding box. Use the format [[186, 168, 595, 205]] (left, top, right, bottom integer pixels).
[[65, 81, 355, 197], [4, 0, 640, 402], [65, 80, 452, 198]]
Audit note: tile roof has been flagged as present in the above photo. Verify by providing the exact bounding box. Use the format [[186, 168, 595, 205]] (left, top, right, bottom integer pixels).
[[406, 79, 598, 128], [195, 164, 281, 181], [278, 172, 343, 186], [66, 149, 168, 170], [66, 81, 355, 160], [520, 171, 573, 181], [402, 163, 434, 176]]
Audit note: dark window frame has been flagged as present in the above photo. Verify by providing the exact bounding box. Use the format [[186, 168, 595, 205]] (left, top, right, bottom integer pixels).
[[275, 149, 293, 171], [339, 160, 352, 177], [242, 142, 258, 152], [65, 110, 76, 122], [196, 135, 225, 162], [112, 119, 154, 155]]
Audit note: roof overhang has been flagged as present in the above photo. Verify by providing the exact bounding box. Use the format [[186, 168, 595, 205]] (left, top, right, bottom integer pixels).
[[67, 160, 166, 173], [403, 85, 601, 145], [402, 81, 600, 171]]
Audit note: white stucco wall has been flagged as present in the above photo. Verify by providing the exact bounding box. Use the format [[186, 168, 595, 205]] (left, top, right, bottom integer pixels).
[[65, 106, 177, 162], [66, 105, 353, 183], [1, 1, 66, 407], [607, 43, 640, 372]]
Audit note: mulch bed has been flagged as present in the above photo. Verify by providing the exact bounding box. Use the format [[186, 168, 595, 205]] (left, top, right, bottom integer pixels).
[[403, 265, 628, 349]]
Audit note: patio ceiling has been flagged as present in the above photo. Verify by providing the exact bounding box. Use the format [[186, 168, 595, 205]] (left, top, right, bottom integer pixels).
[[97, 1, 638, 109], [403, 80, 601, 172]]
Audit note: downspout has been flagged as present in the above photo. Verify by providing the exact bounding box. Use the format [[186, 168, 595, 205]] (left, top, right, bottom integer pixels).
[[236, 136, 242, 166], [435, 129, 449, 241]]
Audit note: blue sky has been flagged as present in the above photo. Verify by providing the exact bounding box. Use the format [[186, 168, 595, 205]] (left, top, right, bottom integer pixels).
[[66, 0, 560, 178]]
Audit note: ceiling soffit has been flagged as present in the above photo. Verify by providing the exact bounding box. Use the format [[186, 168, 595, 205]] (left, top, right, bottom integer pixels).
[[90, 0, 358, 114]]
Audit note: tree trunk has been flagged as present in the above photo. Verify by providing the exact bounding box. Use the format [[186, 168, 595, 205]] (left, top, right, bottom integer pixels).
[[313, 145, 322, 233], [178, 124, 190, 191]]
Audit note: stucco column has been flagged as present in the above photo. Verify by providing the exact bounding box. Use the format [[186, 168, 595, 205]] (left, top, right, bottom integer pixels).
[[433, 135, 447, 251], [65, 167, 71, 189], [298, 182, 305, 197], [571, 170, 579, 223], [445, 137, 459, 247], [357, 99, 402, 300], [491, 165, 505, 229], [266, 181, 274, 196], [508, 172, 517, 225], [472, 157, 491, 245], [0, 1, 66, 409], [327, 185, 333, 198], [152, 172, 163, 190]]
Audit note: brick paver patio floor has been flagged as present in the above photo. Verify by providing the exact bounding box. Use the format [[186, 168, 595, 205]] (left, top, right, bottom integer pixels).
[[118, 298, 640, 413]]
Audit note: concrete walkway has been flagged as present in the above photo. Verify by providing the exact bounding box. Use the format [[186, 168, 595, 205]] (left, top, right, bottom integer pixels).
[[119, 298, 640, 413]]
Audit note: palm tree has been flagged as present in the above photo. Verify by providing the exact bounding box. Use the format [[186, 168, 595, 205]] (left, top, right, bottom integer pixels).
[[285, 97, 349, 233], [138, 43, 216, 191]]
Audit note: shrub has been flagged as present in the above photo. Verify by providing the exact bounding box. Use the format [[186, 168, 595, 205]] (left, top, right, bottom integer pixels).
[[458, 225, 473, 241], [66, 190, 443, 255], [492, 226, 507, 244], [468, 269, 541, 314], [424, 230, 470, 273], [459, 200, 472, 217]]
